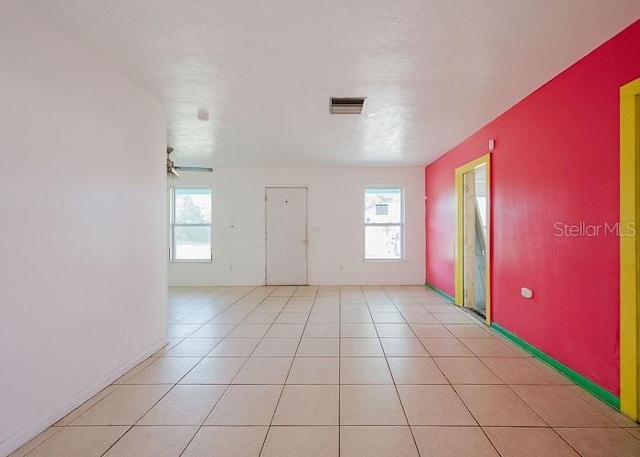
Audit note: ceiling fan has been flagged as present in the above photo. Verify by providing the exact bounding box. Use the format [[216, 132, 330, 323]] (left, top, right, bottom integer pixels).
[[166, 147, 214, 178]]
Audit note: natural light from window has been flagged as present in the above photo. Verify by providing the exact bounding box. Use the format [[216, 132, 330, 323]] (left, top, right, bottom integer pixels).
[[171, 188, 212, 261], [364, 187, 404, 260]]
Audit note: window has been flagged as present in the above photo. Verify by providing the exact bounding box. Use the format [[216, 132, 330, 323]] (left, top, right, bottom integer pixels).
[[364, 187, 404, 260], [170, 188, 212, 261]]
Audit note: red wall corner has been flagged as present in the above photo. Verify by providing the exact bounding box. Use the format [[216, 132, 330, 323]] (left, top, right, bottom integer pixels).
[[425, 19, 640, 395]]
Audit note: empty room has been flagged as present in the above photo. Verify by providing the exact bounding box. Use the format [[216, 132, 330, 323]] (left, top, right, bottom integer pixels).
[[2, 1, 640, 456]]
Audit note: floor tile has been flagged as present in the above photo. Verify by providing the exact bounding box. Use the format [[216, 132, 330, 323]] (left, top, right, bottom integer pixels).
[[527, 359, 574, 384], [556, 427, 640, 457], [401, 312, 439, 324], [8, 428, 61, 457], [265, 324, 305, 338], [24, 426, 128, 457], [287, 357, 339, 384], [341, 385, 407, 425], [460, 338, 525, 357], [243, 312, 279, 324], [341, 323, 378, 337], [340, 357, 393, 384], [71, 385, 171, 425], [304, 323, 340, 337], [371, 312, 406, 323], [103, 426, 197, 456], [341, 426, 419, 457], [179, 357, 246, 384], [410, 324, 454, 337], [380, 338, 429, 357], [375, 323, 415, 337], [445, 324, 494, 338], [125, 357, 201, 384], [181, 426, 267, 457], [341, 310, 373, 323], [397, 385, 476, 425], [412, 426, 500, 457], [256, 304, 285, 314], [627, 427, 640, 439], [207, 338, 260, 356], [480, 357, 561, 384], [114, 358, 157, 384], [138, 385, 226, 425], [168, 324, 201, 338], [273, 385, 339, 425], [566, 385, 640, 428], [275, 313, 308, 324], [340, 338, 384, 357], [434, 357, 503, 384], [511, 385, 618, 427], [226, 323, 271, 338], [420, 338, 474, 356], [296, 337, 339, 356], [55, 385, 118, 425], [252, 338, 300, 357], [387, 357, 448, 384], [233, 357, 293, 384], [455, 385, 546, 426], [307, 313, 340, 324], [432, 312, 475, 324], [261, 426, 338, 457], [205, 385, 282, 425], [484, 427, 579, 457], [163, 338, 222, 357]]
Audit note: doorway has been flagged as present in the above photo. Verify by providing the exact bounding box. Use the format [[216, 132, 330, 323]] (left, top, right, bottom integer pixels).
[[455, 154, 491, 324], [265, 187, 308, 285], [620, 77, 640, 420]]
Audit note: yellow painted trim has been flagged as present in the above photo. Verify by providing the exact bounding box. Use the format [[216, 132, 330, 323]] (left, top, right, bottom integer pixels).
[[455, 153, 492, 325], [620, 77, 640, 420]]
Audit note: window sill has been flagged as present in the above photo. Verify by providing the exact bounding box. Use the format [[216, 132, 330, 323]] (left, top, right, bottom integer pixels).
[[364, 258, 406, 263], [170, 259, 213, 264]]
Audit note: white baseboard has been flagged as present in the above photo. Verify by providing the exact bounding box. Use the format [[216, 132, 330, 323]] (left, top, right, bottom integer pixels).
[[0, 338, 167, 457]]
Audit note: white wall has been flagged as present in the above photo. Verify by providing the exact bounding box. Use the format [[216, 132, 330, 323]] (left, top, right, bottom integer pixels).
[[169, 167, 425, 286], [0, 4, 167, 454]]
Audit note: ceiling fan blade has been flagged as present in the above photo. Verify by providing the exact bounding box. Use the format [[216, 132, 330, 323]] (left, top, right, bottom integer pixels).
[[174, 166, 214, 173]]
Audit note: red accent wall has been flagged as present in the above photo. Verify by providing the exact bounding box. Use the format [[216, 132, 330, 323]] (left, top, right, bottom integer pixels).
[[425, 20, 640, 395]]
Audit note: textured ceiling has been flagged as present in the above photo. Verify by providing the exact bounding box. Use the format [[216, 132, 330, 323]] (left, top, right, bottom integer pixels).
[[22, 0, 640, 168]]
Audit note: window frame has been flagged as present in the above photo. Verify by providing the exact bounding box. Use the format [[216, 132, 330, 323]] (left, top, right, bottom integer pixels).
[[169, 186, 213, 263], [363, 186, 405, 261]]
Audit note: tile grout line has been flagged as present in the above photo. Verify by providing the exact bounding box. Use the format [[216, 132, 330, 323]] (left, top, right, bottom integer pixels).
[[131, 288, 267, 456], [255, 286, 314, 457], [174, 287, 280, 457], [91, 287, 263, 457], [370, 286, 422, 457]]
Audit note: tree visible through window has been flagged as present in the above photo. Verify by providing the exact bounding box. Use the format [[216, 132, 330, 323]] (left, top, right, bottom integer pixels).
[[364, 188, 404, 260], [171, 188, 212, 261]]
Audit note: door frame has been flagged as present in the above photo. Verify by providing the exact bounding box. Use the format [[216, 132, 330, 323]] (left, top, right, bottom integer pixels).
[[264, 186, 309, 286], [620, 77, 640, 420], [455, 153, 491, 325]]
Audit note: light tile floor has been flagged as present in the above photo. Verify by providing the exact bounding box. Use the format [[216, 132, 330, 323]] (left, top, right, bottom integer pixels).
[[11, 285, 640, 457]]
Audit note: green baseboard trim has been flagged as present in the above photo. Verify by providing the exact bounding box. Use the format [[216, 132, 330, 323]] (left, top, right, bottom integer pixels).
[[491, 323, 620, 410], [424, 283, 455, 303]]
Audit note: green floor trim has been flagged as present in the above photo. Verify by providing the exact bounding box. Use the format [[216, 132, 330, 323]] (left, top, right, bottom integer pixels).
[[425, 283, 455, 303], [491, 323, 620, 410]]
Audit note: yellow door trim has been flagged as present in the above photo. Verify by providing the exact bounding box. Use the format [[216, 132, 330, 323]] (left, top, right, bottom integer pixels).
[[455, 153, 491, 325], [620, 77, 640, 420]]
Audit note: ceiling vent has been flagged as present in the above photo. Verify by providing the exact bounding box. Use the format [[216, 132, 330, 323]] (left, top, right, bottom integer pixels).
[[330, 97, 366, 114]]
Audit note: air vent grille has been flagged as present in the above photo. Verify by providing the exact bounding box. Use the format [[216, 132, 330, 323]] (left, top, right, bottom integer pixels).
[[330, 97, 366, 114]]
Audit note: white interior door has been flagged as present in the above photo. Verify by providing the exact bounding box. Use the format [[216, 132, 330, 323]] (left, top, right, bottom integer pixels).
[[265, 187, 308, 285]]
